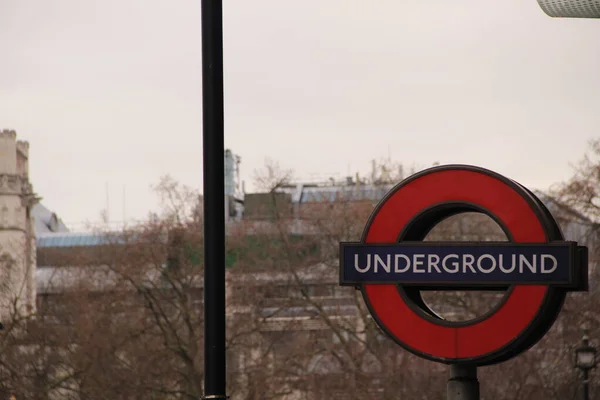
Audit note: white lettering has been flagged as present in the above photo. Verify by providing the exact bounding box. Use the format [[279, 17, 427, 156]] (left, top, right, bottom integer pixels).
[[355, 251, 556, 276], [519, 255, 537, 273], [413, 254, 425, 273], [394, 254, 411, 273], [428, 254, 441, 273], [442, 254, 459, 273], [499, 254, 516, 273], [354, 254, 370, 273], [374, 254, 391, 273], [541, 254, 558, 273], [477, 254, 497, 273], [463, 254, 476, 273]]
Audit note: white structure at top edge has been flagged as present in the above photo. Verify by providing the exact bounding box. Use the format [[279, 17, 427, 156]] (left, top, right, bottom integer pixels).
[[537, 0, 600, 17]]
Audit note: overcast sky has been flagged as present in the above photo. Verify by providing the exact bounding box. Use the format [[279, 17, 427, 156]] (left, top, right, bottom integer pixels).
[[1, 0, 599, 227]]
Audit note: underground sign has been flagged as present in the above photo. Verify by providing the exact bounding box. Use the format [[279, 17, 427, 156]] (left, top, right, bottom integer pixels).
[[340, 165, 588, 366]]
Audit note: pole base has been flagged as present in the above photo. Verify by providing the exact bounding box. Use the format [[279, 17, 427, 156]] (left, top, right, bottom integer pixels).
[[447, 364, 480, 400]]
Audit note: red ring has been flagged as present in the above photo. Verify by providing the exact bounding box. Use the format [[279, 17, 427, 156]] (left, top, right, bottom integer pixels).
[[363, 169, 548, 360]]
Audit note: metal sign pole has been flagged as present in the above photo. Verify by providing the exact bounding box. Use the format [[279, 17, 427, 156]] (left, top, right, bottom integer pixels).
[[201, 0, 227, 399], [447, 364, 480, 400]]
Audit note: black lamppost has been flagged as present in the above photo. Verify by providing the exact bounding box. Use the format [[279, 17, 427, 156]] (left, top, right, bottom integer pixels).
[[575, 330, 597, 400]]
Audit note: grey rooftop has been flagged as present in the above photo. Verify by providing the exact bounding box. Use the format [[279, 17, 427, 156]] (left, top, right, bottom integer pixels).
[[36, 232, 110, 248]]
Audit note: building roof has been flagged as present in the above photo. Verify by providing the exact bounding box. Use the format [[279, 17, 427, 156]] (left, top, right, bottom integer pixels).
[[35, 185, 596, 249], [276, 182, 394, 204], [32, 203, 70, 234], [36, 232, 110, 248]]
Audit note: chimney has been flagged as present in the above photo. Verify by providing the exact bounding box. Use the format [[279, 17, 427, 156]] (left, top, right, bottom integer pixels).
[[0, 130, 17, 175], [16, 140, 29, 178], [371, 159, 377, 183]]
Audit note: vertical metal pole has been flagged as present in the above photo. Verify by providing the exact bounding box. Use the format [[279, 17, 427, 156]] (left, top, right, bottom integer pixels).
[[202, 0, 227, 398], [582, 369, 589, 400], [447, 364, 480, 400]]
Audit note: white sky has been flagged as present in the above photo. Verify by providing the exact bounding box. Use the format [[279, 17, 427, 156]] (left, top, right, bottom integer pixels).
[[1, 0, 599, 227]]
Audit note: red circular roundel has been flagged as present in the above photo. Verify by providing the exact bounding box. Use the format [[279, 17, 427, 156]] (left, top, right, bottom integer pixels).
[[360, 165, 566, 365]]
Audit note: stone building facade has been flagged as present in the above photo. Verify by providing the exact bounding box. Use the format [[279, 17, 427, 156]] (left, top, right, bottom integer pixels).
[[0, 130, 38, 323]]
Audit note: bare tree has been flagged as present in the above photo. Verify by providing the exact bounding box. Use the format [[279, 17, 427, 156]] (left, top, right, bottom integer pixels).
[[5, 151, 598, 400], [237, 158, 600, 400]]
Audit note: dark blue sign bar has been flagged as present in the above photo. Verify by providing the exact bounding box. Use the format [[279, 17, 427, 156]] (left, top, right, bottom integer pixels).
[[340, 242, 578, 287]]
